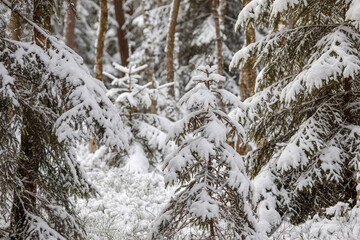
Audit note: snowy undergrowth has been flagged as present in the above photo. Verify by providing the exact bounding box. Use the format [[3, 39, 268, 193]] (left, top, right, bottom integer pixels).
[[76, 145, 175, 240], [272, 203, 360, 240]]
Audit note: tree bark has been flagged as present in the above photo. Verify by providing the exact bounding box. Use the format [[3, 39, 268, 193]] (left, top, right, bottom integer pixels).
[[11, 1, 51, 237], [211, 0, 223, 75], [8, 1, 21, 41], [166, 0, 181, 97], [141, 0, 157, 114], [64, 0, 77, 49], [211, 0, 226, 112], [237, 0, 256, 155], [11, 117, 41, 239], [95, 0, 108, 80], [90, 0, 108, 153], [33, 0, 52, 48], [239, 0, 256, 101], [114, 0, 129, 66]]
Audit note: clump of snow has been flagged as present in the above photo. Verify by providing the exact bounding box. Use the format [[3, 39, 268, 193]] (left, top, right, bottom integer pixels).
[[125, 143, 149, 174], [346, 0, 360, 30]]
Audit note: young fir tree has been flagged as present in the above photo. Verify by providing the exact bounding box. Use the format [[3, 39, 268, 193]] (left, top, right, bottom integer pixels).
[[105, 61, 173, 172], [230, 0, 360, 236], [0, 1, 129, 239], [150, 64, 259, 240]]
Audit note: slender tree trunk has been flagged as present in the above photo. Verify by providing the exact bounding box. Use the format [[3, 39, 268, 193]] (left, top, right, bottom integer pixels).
[[239, 0, 256, 101], [11, 116, 41, 239], [95, 0, 108, 80], [64, 0, 77, 49], [33, 0, 52, 48], [166, 0, 180, 97], [343, 77, 358, 207], [7, 0, 20, 120], [90, 0, 108, 153], [237, 0, 256, 155], [10, 1, 51, 238], [141, 0, 157, 114], [211, 0, 226, 112], [210, 220, 215, 239], [157, 0, 162, 7], [114, 0, 129, 66], [8, 1, 21, 41], [211, 0, 223, 75], [357, 172, 360, 206]]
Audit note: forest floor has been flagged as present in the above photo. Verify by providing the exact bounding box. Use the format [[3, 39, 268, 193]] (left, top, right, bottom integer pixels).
[[77, 145, 360, 240], [1, 146, 359, 240]]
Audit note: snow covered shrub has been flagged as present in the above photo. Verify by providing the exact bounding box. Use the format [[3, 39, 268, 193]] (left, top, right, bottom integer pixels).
[[272, 202, 360, 240], [230, 0, 360, 236], [76, 145, 175, 240], [105, 62, 173, 172], [150, 64, 260, 240]]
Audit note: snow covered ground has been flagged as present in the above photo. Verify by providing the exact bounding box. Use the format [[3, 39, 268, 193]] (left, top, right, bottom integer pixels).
[[1, 145, 360, 240], [76, 145, 175, 240], [76, 145, 360, 240]]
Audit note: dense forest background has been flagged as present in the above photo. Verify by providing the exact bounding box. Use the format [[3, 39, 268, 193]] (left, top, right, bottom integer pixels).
[[1, 0, 360, 239]]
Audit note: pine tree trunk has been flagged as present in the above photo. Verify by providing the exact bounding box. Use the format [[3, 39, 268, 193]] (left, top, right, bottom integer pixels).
[[11, 119, 41, 239], [33, 0, 52, 48], [357, 172, 360, 206], [166, 0, 180, 97], [157, 0, 162, 7], [211, 0, 225, 112], [344, 77, 358, 206], [8, 1, 21, 41], [239, 0, 256, 101], [95, 0, 108, 80], [141, 0, 157, 114], [237, 0, 256, 155], [10, 1, 51, 238], [90, 0, 108, 153], [64, 0, 77, 49], [7, 0, 20, 120], [210, 220, 215, 239], [211, 0, 223, 75], [114, 0, 129, 66]]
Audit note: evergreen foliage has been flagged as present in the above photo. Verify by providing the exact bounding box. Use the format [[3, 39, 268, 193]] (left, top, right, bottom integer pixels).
[[105, 61, 172, 171], [0, 1, 129, 238], [150, 64, 259, 240], [230, 0, 360, 235]]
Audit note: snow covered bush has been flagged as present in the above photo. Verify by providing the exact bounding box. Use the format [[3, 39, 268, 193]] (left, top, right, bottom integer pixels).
[[75, 146, 175, 240], [150, 64, 260, 239], [272, 202, 360, 240], [105, 62, 173, 172], [230, 0, 360, 236]]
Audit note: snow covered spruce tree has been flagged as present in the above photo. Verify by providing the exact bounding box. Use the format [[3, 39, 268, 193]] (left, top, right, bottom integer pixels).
[[0, 1, 129, 239], [230, 0, 360, 235], [150, 64, 259, 239], [105, 62, 172, 172]]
